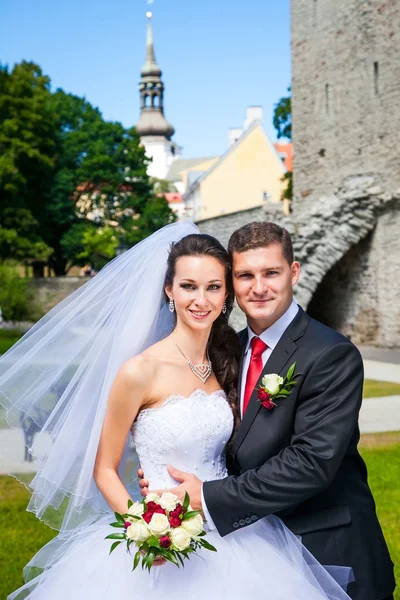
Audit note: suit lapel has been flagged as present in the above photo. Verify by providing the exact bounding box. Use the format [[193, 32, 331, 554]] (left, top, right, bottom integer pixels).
[[232, 307, 309, 457], [236, 329, 248, 403]]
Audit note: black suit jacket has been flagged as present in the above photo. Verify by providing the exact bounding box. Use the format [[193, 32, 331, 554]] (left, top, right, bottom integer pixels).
[[203, 307, 395, 600]]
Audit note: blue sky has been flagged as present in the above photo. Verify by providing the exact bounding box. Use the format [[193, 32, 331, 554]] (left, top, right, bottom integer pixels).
[[1, 0, 291, 157]]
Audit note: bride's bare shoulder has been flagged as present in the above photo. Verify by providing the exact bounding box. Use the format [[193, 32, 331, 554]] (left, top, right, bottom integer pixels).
[[119, 338, 173, 384]]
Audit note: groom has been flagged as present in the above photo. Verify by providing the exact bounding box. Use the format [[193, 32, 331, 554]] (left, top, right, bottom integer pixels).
[[140, 222, 395, 600]]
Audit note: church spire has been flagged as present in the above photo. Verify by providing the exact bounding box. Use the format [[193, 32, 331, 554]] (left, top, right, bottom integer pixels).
[[136, 11, 175, 140], [142, 11, 161, 77]]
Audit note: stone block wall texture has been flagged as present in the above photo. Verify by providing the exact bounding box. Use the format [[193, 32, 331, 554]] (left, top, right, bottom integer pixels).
[[291, 0, 400, 202], [29, 277, 88, 315]]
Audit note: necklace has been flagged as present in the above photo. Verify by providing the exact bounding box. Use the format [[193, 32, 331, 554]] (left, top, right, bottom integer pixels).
[[173, 339, 212, 384]]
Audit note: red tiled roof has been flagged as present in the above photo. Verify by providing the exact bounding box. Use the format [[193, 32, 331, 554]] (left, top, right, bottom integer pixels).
[[158, 193, 183, 204], [274, 142, 293, 172]]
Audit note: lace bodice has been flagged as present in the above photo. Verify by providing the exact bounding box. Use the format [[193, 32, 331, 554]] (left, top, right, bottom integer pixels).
[[131, 389, 234, 489]]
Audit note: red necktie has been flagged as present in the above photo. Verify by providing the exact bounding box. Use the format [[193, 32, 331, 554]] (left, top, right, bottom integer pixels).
[[243, 337, 268, 414]]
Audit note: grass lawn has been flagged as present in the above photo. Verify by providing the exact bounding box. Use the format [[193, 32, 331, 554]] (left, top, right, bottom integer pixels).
[[0, 329, 24, 355], [0, 434, 398, 599], [363, 379, 400, 398]]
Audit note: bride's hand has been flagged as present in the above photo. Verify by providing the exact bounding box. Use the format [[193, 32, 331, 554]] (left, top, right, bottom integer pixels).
[[138, 467, 149, 497]]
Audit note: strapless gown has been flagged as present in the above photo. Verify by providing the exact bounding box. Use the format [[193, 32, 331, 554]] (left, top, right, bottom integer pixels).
[[9, 390, 352, 600]]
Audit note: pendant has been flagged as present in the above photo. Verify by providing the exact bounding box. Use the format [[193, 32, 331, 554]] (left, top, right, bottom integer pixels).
[[190, 363, 212, 384]]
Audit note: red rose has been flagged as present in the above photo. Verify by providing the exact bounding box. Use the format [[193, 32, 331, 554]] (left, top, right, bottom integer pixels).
[[170, 505, 183, 518], [169, 516, 182, 528], [146, 501, 165, 513], [159, 535, 171, 549], [257, 389, 271, 402], [261, 399, 275, 411], [142, 502, 166, 523], [142, 510, 153, 523], [124, 521, 132, 529]]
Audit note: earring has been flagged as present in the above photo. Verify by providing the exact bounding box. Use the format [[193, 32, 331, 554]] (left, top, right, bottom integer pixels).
[[222, 300, 227, 315], [168, 298, 175, 313]]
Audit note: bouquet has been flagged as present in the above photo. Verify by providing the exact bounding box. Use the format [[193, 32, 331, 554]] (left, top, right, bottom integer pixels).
[[106, 492, 217, 571]]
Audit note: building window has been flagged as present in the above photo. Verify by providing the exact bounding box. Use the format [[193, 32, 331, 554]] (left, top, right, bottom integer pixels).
[[374, 61, 379, 95], [325, 84, 329, 113]]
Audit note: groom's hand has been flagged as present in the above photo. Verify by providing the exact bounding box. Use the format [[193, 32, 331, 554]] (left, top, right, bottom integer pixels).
[[139, 465, 203, 512], [165, 466, 203, 511]]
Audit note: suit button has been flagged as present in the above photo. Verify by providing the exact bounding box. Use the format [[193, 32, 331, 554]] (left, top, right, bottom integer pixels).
[[233, 521, 239, 529], [251, 515, 257, 522], [239, 519, 245, 526], [245, 517, 251, 524]]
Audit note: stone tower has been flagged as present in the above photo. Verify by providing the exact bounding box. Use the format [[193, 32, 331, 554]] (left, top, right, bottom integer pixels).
[[135, 11, 181, 179], [289, 0, 400, 347], [291, 0, 400, 201]]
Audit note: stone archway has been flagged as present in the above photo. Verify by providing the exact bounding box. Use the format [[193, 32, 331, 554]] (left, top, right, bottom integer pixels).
[[306, 232, 380, 345]]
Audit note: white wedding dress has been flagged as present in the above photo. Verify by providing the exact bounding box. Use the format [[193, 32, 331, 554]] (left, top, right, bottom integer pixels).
[[11, 389, 352, 600]]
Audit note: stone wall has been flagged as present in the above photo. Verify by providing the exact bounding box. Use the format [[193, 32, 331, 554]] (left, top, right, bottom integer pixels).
[[291, 0, 400, 203], [308, 206, 400, 347], [29, 277, 89, 315], [196, 204, 283, 250]]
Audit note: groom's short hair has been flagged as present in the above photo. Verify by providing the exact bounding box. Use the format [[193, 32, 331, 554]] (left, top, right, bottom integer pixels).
[[228, 222, 294, 265]]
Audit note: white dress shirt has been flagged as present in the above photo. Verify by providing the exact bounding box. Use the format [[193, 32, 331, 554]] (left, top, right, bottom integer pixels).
[[201, 300, 299, 529], [239, 300, 299, 416]]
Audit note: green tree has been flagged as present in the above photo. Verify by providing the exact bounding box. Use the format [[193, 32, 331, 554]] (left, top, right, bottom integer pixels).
[[60, 223, 118, 272], [0, 61, 56, 265], [150, 177, 178, 194], [0, 64, 175, 275], [273, 87, 292, 140], [46, 91, 176, 274], [273, 86, 292, 203]]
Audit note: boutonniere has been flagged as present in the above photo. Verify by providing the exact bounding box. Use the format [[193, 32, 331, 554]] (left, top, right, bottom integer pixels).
[[257, 362, 300, 412]]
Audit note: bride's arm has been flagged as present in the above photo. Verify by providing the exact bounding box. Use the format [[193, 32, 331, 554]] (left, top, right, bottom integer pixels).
[[94, 356, 150, 514]]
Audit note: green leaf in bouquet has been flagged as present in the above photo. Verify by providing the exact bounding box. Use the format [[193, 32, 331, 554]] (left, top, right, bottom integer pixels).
[[164, 550, 179, 567], [133, 550, 141, 571], [109, 522, 126, 528], [146, 549, 157, 571], [183, 491, 190, 512], [286, 362, 296, 382], [105, 533, 126, 540], [196, 530, 206, 536], [176, 552, 185, 567], [127, 499, 133, 509], [147, 535, 160, 548], [114, 512, 125, 524], [182, 510, 202, 520], [109, 541, 122, 555], [200, 539, 217, 552]]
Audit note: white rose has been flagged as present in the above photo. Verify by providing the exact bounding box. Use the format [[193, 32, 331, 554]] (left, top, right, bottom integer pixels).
[[126, 520, 151, 543], [127, 502, 144, 518], [181, 513, 204, 536], [261, 373, 284, 395], [145, 492, 160, 503], [148, 513, 170, 537], [170, 526, 192, 551], [159, 492, 179, 512]]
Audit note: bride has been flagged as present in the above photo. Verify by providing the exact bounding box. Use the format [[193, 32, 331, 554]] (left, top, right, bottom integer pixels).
[[0, 222, 352, 599]]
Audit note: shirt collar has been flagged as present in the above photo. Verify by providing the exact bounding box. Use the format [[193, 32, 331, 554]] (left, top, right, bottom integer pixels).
[[245, 299, 299, 354]]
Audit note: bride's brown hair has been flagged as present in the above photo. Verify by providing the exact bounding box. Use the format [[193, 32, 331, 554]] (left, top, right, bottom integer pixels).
[[164, 234, 240, 431]]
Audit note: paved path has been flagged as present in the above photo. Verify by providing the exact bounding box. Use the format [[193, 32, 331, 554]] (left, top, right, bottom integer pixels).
[[357, 345, 400, 364], [359, 395, 400, 433], [363, 360, 400, 384], [1, 395, 399, 475]]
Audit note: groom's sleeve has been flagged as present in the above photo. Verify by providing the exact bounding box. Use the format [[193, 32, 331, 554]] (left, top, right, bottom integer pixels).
[[203, 341, 364, 537]]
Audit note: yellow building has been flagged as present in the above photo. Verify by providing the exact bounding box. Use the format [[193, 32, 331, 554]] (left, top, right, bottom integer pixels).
[[183, 110, 288, 221]]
